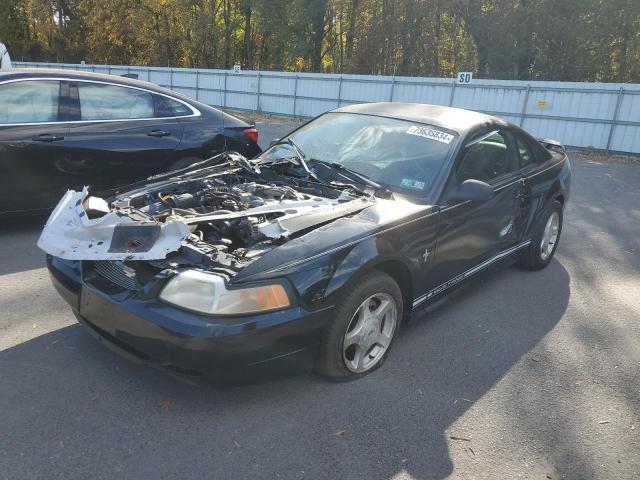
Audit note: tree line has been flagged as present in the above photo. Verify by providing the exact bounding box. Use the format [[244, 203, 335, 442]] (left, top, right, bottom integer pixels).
[[1, 0, 638, 82]]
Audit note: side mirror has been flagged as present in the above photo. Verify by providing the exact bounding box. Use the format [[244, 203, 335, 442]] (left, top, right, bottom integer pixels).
[[446, 179, 494, 205]]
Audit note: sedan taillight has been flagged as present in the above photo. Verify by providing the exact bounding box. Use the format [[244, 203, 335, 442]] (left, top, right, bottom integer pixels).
[[243, 128, 258, 144]]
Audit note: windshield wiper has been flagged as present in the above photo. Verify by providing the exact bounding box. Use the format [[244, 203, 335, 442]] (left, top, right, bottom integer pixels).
[[312, 159, 393, 198], [270, 138, 314, 176]]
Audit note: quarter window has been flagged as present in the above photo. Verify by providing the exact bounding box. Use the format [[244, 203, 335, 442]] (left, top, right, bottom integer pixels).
[[78, 83, 154, 121], [0, 80, 60, 124], [163, 96, 193, 117], [516, 136, 534, 167], [457, 131, 518, 183], [153, 94, 193, 118]]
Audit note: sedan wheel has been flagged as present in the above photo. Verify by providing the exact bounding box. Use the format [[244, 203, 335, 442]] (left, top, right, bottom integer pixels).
[[343, 293, 398, 373]]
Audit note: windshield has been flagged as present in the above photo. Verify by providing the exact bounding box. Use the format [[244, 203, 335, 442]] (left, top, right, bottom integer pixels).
[[258, 112, 458, 195]]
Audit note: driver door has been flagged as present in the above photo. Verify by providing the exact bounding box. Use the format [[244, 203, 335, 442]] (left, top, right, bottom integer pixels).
[[427, 129, 531, 294]]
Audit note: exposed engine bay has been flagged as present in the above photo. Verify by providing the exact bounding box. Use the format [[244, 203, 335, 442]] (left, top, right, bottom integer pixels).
[[38, 153, 375, 274]]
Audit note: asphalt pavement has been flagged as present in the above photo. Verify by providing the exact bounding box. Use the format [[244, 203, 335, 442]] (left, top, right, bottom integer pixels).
[[0, 120, 638, 480]]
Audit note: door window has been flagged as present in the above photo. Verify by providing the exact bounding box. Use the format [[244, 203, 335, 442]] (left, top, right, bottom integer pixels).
[[0, 80, 60, 124], [78, 83, 154, 120], [457, 131, 518, 184]]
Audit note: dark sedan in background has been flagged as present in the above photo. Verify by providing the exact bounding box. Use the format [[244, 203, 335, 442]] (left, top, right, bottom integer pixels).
[[0, 69, 261, 214]]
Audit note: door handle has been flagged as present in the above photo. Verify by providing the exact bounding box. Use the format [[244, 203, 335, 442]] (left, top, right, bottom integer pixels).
[[32, 133, 65, 143], [147, 130, 171, 137]]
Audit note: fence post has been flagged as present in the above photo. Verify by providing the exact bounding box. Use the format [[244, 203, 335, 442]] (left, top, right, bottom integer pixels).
[[195, 70, 200, 101], [107, 65, 111, 76], [389, 76, 396, 102], [223, 71, 228, 107], [606, 87, 624, 152], [519, 85, 531, 127], [169, 68, 173, 90], [292, 74, 299, 117], [337, 75, 343, 108], [448, 80, 456, 106], [256, 71, 261, 112]]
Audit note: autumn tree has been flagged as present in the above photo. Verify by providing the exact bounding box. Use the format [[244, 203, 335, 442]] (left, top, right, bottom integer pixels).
[[1, 0, 637, 81]]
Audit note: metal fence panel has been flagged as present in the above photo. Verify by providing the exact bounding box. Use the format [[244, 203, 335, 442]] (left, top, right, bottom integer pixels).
[[611, 125, 640, 153], [396, 84, 450, 106], [618, 92, 640, 122], [260, 95, 295, 116], [13, 62, 640, 154], [341, 78, 391, 103], [260, 75, 296, 96]]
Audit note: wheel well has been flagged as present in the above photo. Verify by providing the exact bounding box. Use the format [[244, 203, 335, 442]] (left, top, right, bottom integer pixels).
[[546, 180, 564, 208], [373, 260, 413, 321]]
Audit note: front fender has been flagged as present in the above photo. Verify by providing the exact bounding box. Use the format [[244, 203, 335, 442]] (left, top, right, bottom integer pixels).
[[323, 236, 416, 301]]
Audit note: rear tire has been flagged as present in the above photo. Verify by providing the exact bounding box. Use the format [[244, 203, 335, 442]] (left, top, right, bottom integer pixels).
[[519, 200, 563, 270], [315, 271, 403, 382]]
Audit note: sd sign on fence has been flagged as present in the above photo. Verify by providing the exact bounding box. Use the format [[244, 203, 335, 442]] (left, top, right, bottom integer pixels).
[[457, 72, 473, 84]]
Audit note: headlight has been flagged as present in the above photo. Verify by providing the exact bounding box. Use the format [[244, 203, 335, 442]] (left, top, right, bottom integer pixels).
[[159, 269, 291, 315]]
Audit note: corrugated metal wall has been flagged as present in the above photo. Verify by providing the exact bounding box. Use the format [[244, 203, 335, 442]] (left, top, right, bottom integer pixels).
[[14, 62, 640, 154]]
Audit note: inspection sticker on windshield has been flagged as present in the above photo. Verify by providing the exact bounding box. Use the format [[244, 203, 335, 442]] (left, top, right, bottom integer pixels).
[[401, 178, 426, 190], [406, 126, 454, 144]]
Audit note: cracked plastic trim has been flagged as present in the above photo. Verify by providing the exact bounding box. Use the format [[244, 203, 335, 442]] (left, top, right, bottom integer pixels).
[[37, 188, 190, 261]]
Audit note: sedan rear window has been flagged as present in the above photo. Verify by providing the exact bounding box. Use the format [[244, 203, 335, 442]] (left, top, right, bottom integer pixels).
[[0, 80, 60, 124], [269, 112, 458, 194]]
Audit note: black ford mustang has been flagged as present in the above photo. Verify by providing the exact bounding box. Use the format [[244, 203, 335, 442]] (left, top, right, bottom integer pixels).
[[40, 103, 571, 382]]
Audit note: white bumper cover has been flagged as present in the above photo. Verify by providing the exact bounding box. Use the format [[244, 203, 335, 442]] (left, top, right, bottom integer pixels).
[[37, 188, 190, 261]]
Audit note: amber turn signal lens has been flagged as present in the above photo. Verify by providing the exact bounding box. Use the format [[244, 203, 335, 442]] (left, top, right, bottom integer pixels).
[[254, 284, 290, 310]]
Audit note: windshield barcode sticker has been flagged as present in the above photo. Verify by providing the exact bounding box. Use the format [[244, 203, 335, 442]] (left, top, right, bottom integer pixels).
[[406, 126, 454, 144]]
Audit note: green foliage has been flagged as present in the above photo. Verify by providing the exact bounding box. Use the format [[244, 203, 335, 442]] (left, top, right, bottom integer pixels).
[[0, 0, 638, 81]]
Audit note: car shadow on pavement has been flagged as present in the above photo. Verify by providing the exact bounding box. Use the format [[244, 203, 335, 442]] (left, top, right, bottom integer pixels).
[[0, 258, 570, 480], [0, 215, 48, 276]]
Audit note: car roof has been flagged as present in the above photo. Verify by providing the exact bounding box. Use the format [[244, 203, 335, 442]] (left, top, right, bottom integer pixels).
[[0, 68, 182, 99], [333, 102, 506, 135]]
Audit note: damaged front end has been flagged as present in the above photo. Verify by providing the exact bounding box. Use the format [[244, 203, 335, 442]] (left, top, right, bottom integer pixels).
[[38, 153, 375, 283]]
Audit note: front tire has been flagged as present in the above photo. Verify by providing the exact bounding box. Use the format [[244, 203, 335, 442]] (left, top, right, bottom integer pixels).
[[519, 200, 563, 270], [315, 271, 402, 382]]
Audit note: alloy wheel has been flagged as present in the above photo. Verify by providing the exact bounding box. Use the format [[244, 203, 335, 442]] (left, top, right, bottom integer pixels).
[[540, 211, 560, 261], [342, 293, 398, 373]]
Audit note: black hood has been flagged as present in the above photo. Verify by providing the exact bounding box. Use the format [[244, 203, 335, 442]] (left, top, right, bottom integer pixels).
[[233, 199, 433, 282]]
